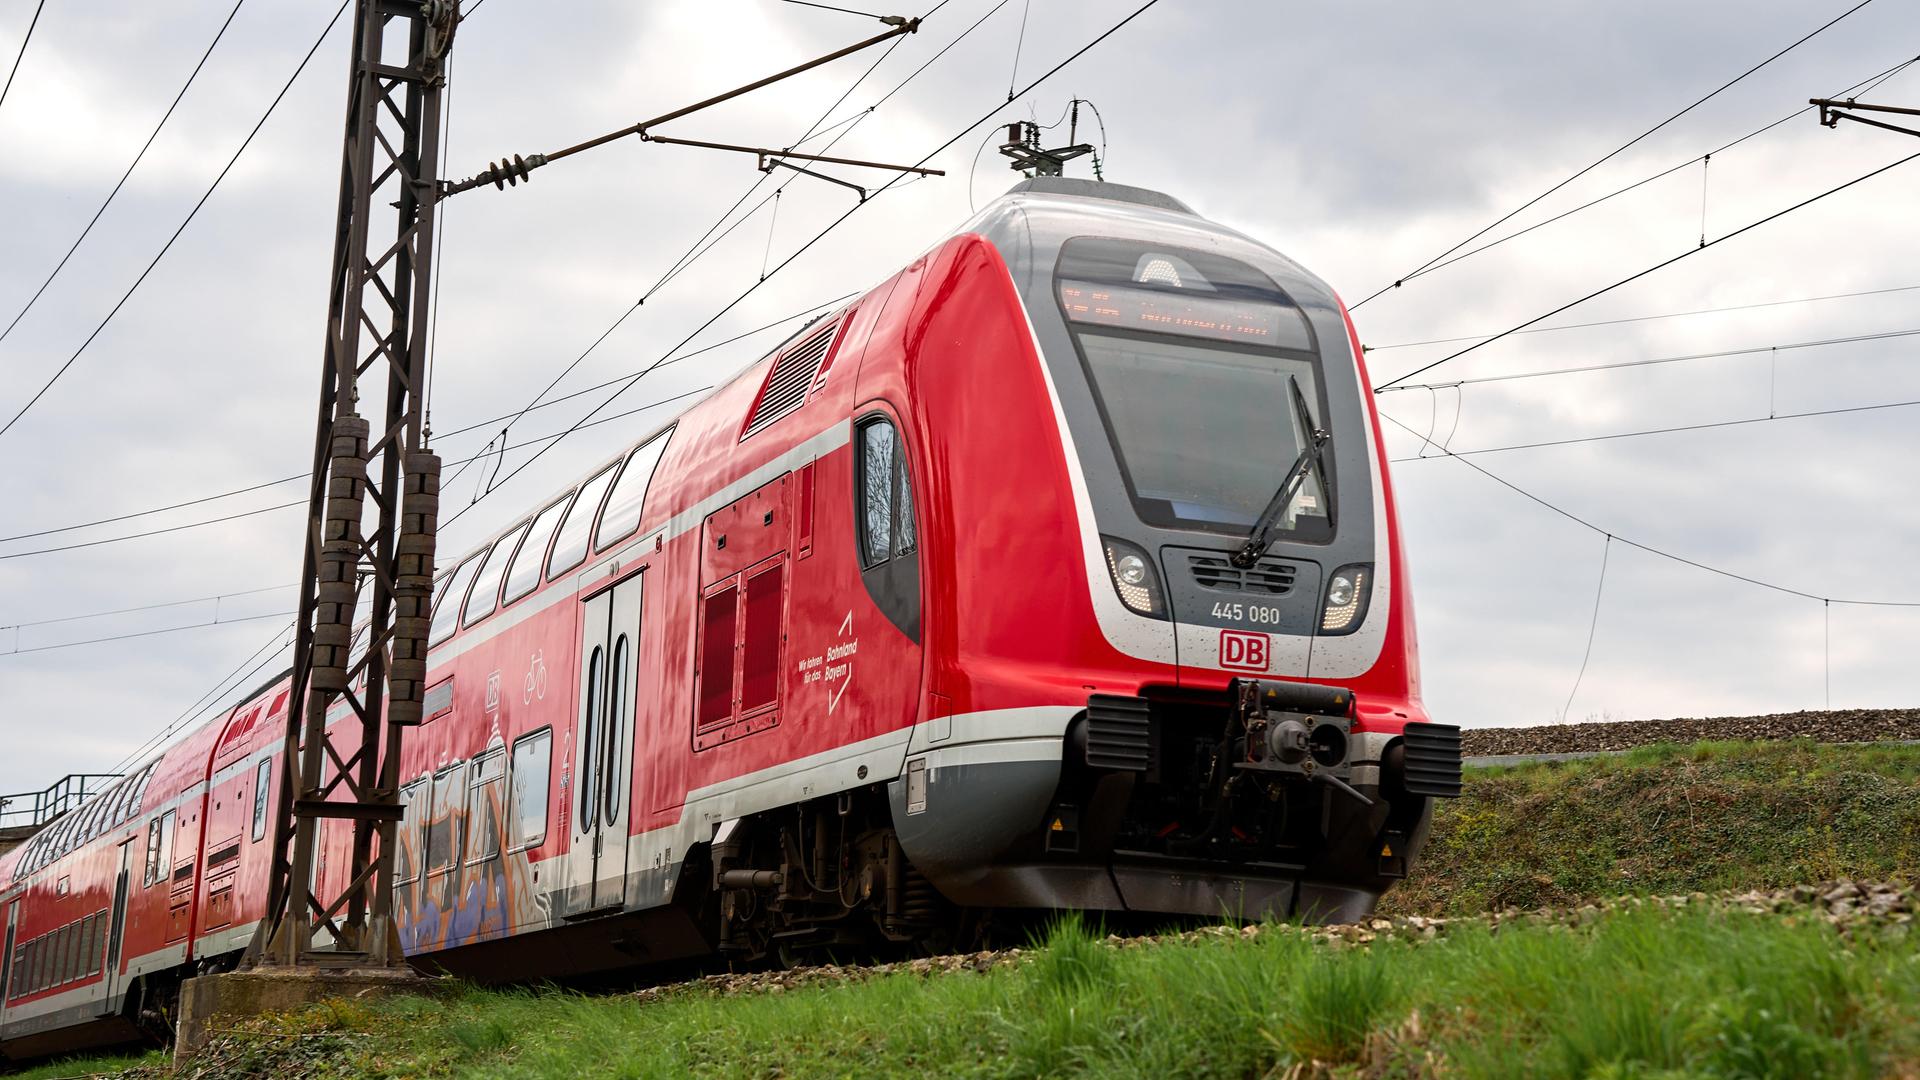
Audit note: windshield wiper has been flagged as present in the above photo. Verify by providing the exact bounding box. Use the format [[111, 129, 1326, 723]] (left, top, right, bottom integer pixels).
[[1230, 376, 1331, 569]]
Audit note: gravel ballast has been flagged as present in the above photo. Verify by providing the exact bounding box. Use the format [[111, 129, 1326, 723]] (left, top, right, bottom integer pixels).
[[1458, 707, 1920, 756]]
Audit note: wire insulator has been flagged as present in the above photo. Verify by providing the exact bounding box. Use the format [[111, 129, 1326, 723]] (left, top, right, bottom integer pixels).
[[484, 152, 547, 190]]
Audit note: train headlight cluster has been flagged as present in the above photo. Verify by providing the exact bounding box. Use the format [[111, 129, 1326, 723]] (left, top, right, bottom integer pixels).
[[1102, 536, 1167, 619], [1320, 564, 1371, 634]]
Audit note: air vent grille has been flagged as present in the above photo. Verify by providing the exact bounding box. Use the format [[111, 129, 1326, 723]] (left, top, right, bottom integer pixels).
[[743, 322, 837, 438], [1187, 554, 1296, 595], [1399, 722, 1463, 799], [1084, 694, 1151, 771]]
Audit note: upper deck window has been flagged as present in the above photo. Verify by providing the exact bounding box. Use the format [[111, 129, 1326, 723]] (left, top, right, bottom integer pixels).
[[502, 496, 570, 606], [547, 466, 617, 580], [595, 430, 672, 552], [429, 553, 484, 646], [1054, 237, 1332, 541], [464, 520, 529, 628]]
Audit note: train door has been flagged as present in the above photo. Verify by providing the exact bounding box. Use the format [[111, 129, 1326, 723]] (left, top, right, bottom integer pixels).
[[566, 571, 642, 915], [102, 843, 132, 1007]]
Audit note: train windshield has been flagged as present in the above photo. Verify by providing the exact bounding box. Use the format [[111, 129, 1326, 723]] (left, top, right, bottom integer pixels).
[[1055, 238, 1332, 540]]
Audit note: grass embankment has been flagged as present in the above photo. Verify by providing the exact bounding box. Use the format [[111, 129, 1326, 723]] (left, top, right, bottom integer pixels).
[[1383, 738, 1920, 917], [25, 903, 1920, 1079], [17, 738, 1920, 1079]]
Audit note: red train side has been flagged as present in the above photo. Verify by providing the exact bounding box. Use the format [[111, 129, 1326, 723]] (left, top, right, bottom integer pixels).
[[2, 177, 1458, 1062]]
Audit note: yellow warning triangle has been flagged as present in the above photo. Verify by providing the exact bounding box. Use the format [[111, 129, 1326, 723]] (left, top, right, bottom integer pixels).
[[1050, 819, 1065, 831], [1381, 842, 1394, 856]]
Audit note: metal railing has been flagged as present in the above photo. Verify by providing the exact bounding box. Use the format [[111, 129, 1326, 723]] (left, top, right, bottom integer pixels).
[[0, 773, 121, 831]]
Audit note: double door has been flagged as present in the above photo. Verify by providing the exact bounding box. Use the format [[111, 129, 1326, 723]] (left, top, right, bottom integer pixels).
[[565, 572, 643, 916]]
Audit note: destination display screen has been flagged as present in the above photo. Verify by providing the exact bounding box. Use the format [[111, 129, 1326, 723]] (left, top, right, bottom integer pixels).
[[1058, 279, 1308, 349]]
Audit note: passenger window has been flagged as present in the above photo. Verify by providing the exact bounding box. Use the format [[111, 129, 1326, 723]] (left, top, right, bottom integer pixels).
[[467, 750, 506, 864], [251, 759, 273, 842], [857, 417, 916, 567], [394, 779, 425, 884], [579, 648, 603, 830], [509, 729, 552, 851], [547, 466, 618, 579], [464, 521, 529, 628], [429, 554, 484, 646], [595, 432, 672, 552], [502, 497, 570, 606], [604, 635, 628, 821], [143, 810, 174, 887], [425, 767, 462, 875]]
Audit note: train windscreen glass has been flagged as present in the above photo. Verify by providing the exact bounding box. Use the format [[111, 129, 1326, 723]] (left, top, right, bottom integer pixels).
[[1055, 238, 1330, 539]]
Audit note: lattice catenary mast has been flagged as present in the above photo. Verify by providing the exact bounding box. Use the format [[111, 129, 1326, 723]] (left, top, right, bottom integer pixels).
[[250, 0, 456, 970]]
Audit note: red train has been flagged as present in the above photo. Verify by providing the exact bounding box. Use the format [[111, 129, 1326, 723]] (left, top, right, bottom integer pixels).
[[0, 177, 1459, 1062]]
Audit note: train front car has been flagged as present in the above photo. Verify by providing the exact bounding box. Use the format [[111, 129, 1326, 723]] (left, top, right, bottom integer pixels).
[[890, 177, 1461, 923]]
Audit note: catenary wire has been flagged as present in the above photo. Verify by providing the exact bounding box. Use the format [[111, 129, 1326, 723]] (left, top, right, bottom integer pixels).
[[0, 0, 46, 118], [0, 582, 293, 633], [1365, 51, 1920, 300], [1560, 534, 1612, 722], [4, 611, 296, 658], [1006, 0, 1030, 101], [0, 0, 250, 350], [1386, 394, 1920, 463], [103, 620, 295, 777], [0, 384, 717, 562], [0, 0, 353, 440], [72, 0, 854, 770], [1349, 0, 1878, 311], [1382, 412, 1920, 607], [1378, 326, 1920, 393], [644, 0, 1011, 301], [88, 0, 1151, 773], [1363, 282, 1920, 352], [1374, 149, 1920, 391], [449, 0, 1009, 509], [782, 0, 893, 19], [441, 0, 1167, 530], [0, 294, 850, 546], [477, 9, 926, 451]]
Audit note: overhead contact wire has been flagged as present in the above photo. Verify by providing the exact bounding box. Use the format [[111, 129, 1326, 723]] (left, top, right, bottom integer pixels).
[[1383, 412, 1920, 608], [1350, 0, 1880, 310], [0, 0, 46, 118], [0, 0, 354, 440], [441, 0, 1167, 529], [1374, 149, 1920, 391], [0, 0, 250, 350], [1364, 51, 1920, 298]]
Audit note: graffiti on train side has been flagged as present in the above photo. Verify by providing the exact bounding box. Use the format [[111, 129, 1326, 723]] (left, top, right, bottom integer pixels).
[[392, 736, 552, 953]]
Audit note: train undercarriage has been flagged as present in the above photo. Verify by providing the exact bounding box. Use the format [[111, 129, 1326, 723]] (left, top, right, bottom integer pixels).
[[702, 687, 1462, 965]]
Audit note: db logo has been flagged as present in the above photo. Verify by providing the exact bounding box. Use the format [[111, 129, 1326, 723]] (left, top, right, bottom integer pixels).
[[1219, 629, 1269, 672]]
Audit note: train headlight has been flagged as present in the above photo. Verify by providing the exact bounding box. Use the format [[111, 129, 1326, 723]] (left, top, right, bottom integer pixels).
[[1102, 536, 1167, 619], [1320, 564, 1372, 635]]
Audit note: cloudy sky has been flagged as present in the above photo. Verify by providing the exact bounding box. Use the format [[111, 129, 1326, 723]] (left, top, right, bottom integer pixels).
[[2, 0, 1917, 795]]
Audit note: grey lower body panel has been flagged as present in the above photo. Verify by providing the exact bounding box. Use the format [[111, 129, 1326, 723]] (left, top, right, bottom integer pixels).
[[887, 738, 1400, 924]]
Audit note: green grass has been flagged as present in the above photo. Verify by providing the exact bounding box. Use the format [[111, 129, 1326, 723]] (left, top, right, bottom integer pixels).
[[26, 904, 1920, 1079], [15, 738, 1920, 1078], [1381, 738, 1920, 917]]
